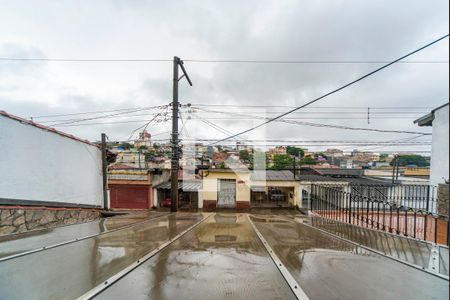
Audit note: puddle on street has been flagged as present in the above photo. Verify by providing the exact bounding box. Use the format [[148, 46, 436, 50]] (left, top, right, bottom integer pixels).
[[96, 213, 296, 300]]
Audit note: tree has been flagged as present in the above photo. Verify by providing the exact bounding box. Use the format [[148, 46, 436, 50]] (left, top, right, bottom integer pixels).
[[216, 162, 226, 169], [287, 146, 305, 158], [139, 145, 148, 150], [119, 142, 133, 150], [239, 150, 250, 161], [300, 156, 317, 165], [144, 150, 157, 161], [379, 153, 389, 161], [390, 155, 430, 167], [272, 154, 294, 170]]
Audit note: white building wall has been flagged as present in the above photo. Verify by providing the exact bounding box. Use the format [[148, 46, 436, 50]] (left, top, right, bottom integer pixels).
[[430, 105, 449, 187], [0, 116, 103, 207]]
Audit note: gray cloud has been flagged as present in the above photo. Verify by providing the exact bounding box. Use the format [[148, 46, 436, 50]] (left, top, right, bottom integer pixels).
[[0, 0, 448, 153]]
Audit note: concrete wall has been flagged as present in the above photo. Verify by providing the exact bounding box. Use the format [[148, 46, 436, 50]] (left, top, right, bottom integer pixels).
[[0, 116, 103, 207], [430, 105, 449, 187]]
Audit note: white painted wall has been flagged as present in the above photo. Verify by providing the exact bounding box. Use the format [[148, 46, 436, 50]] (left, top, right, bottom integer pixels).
[[0, 116, 103, 207], [430, 105, 449, 187]]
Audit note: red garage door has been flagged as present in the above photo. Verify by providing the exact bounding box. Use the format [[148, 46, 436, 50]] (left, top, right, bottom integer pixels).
[[109, 184, 151, 209]]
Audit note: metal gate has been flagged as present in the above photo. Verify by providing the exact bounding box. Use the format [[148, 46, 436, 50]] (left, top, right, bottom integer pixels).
[[109, 184, 151, 209], [217, 179, 236, 208]]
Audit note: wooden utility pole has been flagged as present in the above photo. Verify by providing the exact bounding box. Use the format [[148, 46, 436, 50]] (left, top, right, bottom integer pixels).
[[101, 133, 109, 210], [391, 155, 397, 184], [171, 56, 192, 212]]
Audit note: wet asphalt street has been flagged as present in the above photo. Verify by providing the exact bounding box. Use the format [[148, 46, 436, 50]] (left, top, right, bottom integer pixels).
[[250, 214, 448, 300], [0, 211, 169, 261], [0, 211, 448, 300]]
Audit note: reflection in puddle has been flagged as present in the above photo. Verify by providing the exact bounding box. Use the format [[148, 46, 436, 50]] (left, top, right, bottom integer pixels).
[[250, 215, 291, 224], [214, 214, 237, 224], [98, 246, 126, 266], [215, 235, 237, 242]]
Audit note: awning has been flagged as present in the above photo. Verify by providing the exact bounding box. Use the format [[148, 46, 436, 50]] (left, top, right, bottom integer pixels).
[[155, 180, 202, 192], [251, 186, 266, 192]]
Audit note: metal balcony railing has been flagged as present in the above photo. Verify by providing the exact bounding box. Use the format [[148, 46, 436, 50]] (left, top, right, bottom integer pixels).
[[310, 184, 448, 245]]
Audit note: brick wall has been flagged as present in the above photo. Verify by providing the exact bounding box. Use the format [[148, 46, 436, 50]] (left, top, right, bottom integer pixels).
[[236, 201, 251, 209], [438, 183, 449, 217], [203, 200, 217, 210], [0, 207, 101, 235]]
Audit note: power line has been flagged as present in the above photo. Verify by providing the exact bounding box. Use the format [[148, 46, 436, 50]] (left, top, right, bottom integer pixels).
[[192, 107, 432, 135], [36, 107, 432, 124], [190, 110, 429, 115], [40, 112, 164, 124], [126, 106, 169, 141], [208, 34, 448, 145], [29, 104, 433, 120], [0, 58, 172, 62], [1, 57, 447, 64], [54, 119, 158, 127], [196, 115, 244, 140], [49, 105, 168, 126], [183, 59, 448, 64], [189, 103, 435, 109], [189, 117, 423, 120], [179, 111, 191, 138], [30, 105, 166, 119]]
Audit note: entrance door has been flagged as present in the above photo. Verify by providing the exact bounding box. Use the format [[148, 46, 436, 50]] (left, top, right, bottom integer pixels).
[[217, 179, 236, 208]]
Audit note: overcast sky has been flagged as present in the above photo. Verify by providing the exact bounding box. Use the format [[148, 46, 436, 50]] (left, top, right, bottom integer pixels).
[[0, 0, 448, 153]]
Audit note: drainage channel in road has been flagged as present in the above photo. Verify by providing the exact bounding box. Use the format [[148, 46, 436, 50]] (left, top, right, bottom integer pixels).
[[250, 214, 449, 300], [95, 213, 297, 300], [0, 211, 170, 261], [0, 212, 207, 300]]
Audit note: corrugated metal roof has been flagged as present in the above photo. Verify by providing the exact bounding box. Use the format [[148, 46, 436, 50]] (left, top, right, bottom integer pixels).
[[314, 168, 363, 177], [250, 186, 266, 192], [251, 170, 296, 181], [208, 168, 250, 173], [155, 180, 202, 191], [297, 174, 384, 184], [297, 175, 345, 182]]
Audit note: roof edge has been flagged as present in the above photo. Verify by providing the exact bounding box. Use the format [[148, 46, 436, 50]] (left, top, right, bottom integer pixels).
[[414, 103, 449, 126], [0, 110, 99, 148]]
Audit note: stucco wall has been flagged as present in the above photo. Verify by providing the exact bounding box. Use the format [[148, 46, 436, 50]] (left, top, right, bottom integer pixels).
[[200, 171, 251, 207], [430, 105, 449, 187], [0, 116, 103, 207], [300, 181, 349, 209]]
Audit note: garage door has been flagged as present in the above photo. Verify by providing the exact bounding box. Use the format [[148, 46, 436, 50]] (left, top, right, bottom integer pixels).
[[109, 185, 151, 209], [217, 179, 236, 208]]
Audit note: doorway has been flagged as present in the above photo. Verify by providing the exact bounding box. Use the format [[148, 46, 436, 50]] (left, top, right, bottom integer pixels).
[[217, 179, 236, 208]]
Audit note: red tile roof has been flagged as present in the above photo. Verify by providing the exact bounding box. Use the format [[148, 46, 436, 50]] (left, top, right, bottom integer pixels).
[[0, 110, 98, 147]]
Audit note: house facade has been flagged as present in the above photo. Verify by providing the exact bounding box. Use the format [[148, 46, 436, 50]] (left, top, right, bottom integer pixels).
[[250, 170, 301, 207], [201, 169, 251, 209], [414, 103, 449, 187], [108, 166, 153, 209]]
